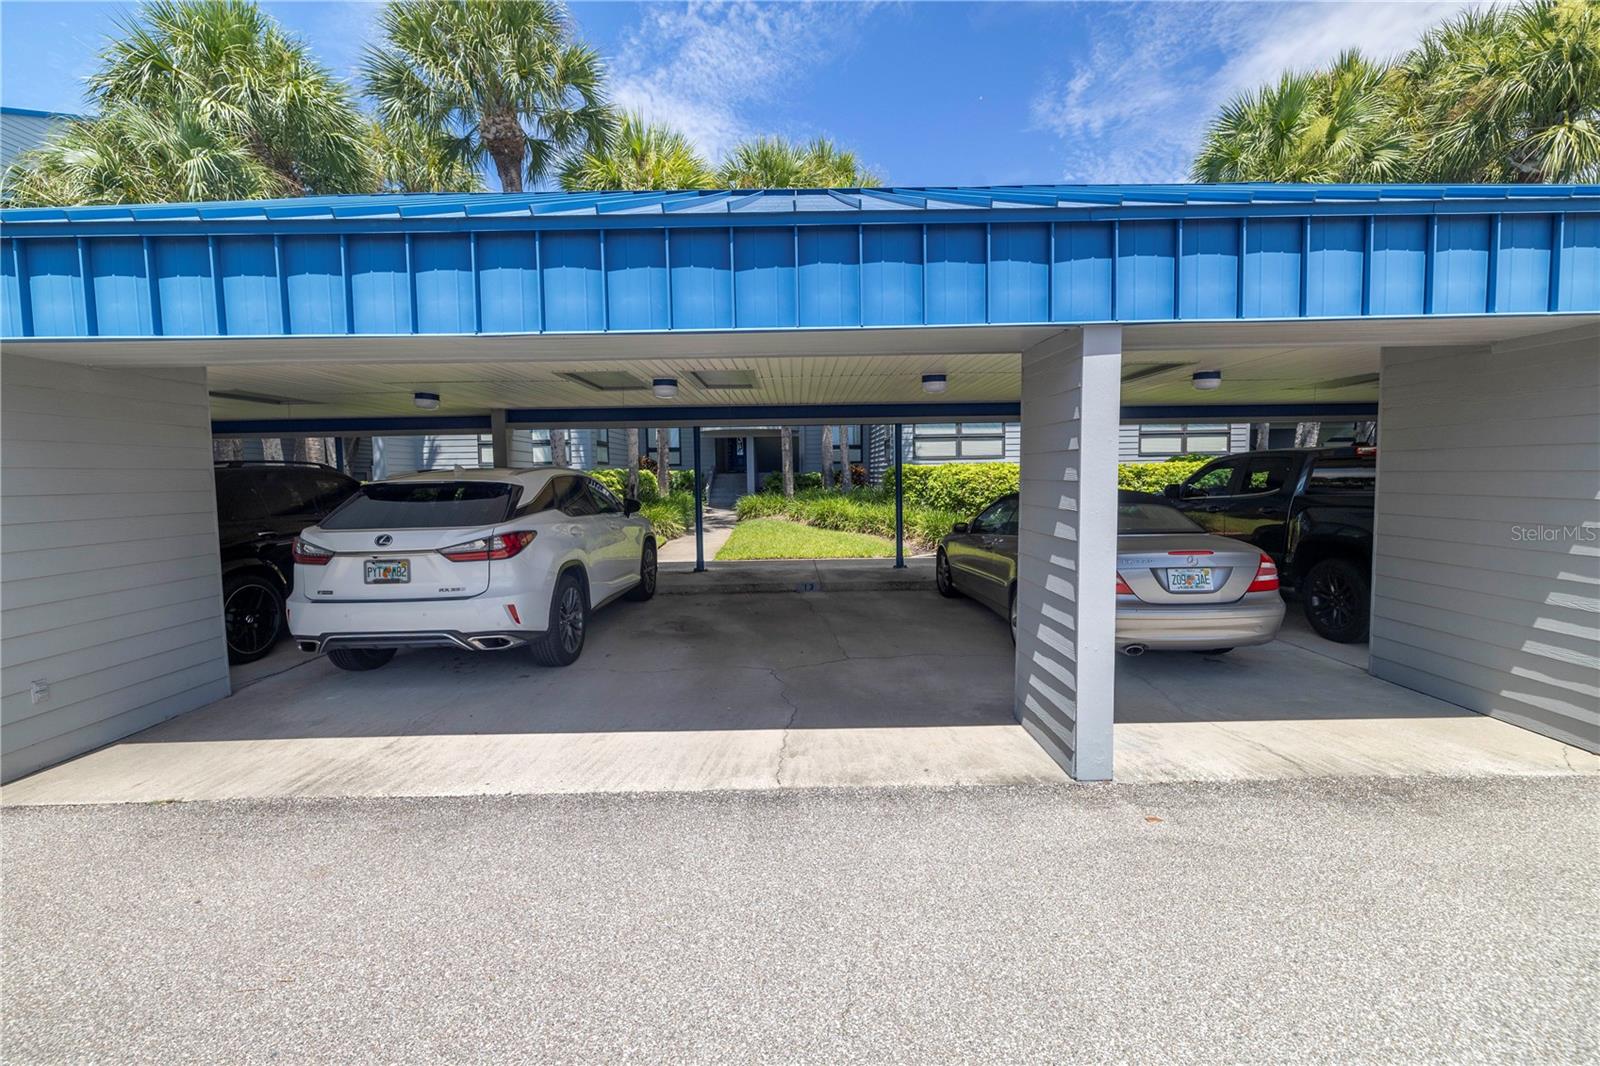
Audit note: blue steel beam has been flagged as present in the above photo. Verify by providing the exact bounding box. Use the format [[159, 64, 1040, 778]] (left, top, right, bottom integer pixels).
[[210, 403, 1380, 437]]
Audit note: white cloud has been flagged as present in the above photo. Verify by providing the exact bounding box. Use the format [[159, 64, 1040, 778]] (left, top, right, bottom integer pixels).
[[606, 1, 877, 163], [1030, 1, 1491, 183]]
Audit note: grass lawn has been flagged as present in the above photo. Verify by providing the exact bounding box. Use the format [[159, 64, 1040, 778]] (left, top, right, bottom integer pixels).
[[716, 518, 897, 560]]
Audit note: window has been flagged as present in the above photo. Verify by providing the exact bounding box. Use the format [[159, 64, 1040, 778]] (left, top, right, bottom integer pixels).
[[1240, 456, 1295, 494], [322, 482, 518, 529], [1184, 459, 1240, 497], [970, 494, 1019, 535], [478, 434, 495, 468], [1137, 423, 1232, 458], [1117, 498, 1202, 534], [585, 478, 622, 514], [844, 425, 863, 464], [1307, 459, 1377, 494], [593, 430, 610, 466], [912, 422, 1006, 461], [553, 476, 598, 517], [527, 429, 553, 466]]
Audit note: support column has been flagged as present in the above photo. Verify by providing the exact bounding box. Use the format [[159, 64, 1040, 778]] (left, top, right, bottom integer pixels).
[[1015, 325, 1123, 781], [692, 427, 706, 573], [489, 408, 510, 468], [893, 422, 905, 569], [746, 435, 757, 496]]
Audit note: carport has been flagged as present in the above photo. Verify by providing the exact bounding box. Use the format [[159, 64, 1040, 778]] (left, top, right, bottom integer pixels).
[[3, 183, 1598, 791]]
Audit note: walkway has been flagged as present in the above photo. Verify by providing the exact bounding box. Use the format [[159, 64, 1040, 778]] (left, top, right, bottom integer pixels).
[[654, 505, 736, 563]]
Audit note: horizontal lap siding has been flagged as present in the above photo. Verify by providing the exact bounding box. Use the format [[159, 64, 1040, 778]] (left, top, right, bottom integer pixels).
[[1, 352, 229, 782], [1371, 325, 1600, 753]]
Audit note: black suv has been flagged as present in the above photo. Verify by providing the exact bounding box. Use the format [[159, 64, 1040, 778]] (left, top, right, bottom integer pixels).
[[1164, 447, 1376, 643], [215, 462, 359, 663]]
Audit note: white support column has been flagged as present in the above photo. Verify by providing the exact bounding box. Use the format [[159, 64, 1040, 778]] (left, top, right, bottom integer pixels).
[[746, 435, 757, 495], [489, 408, 510, 468], [1015, 325, 1123, 781]]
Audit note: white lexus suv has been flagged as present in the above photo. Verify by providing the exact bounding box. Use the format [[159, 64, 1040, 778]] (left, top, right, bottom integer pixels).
[[287, 468, 657, 671]]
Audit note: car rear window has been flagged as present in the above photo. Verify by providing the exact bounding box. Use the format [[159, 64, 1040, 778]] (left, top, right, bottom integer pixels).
[[320, 482, 518, 530], [1118, 499, 1204, 534], [1307, 460, 1377, 494]]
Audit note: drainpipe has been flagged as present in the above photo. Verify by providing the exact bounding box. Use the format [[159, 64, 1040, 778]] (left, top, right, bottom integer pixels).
[[746, 435, 756, 496]]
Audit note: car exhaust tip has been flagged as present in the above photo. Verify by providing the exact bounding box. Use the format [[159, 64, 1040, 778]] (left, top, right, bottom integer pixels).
[[1121, 644, 1147, 657], [297, 640, 321, 654], [468, 636, 522, 651]]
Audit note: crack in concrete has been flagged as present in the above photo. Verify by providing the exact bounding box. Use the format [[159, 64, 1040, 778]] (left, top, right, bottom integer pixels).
[[769, 668, 802, 788]]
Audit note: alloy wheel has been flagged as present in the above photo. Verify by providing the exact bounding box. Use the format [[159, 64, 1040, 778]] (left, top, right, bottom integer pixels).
[[225, 582, 280, 657], [558, 585, 585, 653], [642, 547, 657, 594], [1310, 571, 1357, 631]]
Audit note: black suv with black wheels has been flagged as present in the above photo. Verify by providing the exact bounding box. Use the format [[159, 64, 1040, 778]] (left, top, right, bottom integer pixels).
[[1163, 447, 1376, 643], [215, 462, 359, 663]]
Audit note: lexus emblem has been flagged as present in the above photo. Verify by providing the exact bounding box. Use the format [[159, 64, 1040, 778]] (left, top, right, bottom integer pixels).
[[375, 534, 393, 547]]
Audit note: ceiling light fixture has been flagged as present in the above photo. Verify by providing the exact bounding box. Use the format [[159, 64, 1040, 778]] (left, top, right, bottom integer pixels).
[[652, 378, 679, 400], [413, 391, 441, 410], [1191, 371, 1222, 392], [922, 373, 948, 395]]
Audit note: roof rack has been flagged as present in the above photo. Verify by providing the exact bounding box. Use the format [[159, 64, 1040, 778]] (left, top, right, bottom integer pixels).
[[213, 460, 342, 471]]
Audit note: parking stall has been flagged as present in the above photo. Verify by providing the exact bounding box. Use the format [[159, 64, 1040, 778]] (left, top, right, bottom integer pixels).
[[2, 184, 1597, 791]]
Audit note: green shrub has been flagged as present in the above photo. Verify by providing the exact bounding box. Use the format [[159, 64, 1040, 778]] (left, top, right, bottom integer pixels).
[[760, 469, 824, 494], [589, 467, 661, 503], [881, 462, 1019, 515], [732, 486, 956, 550], [640, 489, 694, 541], [669, 468, 701, 496], [1117, 457, 1210, 494]]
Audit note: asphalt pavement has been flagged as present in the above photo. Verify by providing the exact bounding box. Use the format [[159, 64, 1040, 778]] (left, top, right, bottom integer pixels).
[[4, 776, 1597, 1064]]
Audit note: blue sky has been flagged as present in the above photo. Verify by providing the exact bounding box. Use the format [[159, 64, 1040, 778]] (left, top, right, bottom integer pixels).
[[0, 1, 1481, 186]]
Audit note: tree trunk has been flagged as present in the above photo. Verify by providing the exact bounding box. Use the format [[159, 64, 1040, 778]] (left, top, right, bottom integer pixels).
[[656, 428, 671, 495], [481, 112, 525, 193], [822, 424, 835, 490], [550, 428, 569, 467], [836, 425, 850, 491], [780, 429, 795, 498], [626, 428, 640, 498]]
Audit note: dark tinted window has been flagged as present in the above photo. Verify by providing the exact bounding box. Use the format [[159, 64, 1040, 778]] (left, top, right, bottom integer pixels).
[[1184, 460, 1240, 497], [302, 472, 358, 514], [214, 472, 267, 523], [1118, 498, 1204, 534], [1240, 456, 1296, 495], [585, 479, 622, 515], [514, 478, 560, 517], [321, 481, 517, 529], [971, 495, 1019, 535], [546, 476, 596, 517], [1307, 459, 1377, 494]]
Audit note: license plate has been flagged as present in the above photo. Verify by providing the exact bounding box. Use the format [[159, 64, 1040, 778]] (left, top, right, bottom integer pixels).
[[364, 558, 411, 584], [1167, 567, 1214, 592]]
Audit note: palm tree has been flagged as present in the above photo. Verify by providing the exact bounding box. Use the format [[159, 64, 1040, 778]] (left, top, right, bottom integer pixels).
[[367, 117, 483, 193], [364, 0, 610, 193], [821, 425, 836, 490], [655, 429, 672, 496], [779, 430, 795, 497], [625, 429, 641, 498], [6, 0, 370, 205], [717, 135, 881, 188], [559, 112, 714, 191], [1192, 52, 1407, 183], [89, 0, 370, 194], [1401, 0, 1600, 182]]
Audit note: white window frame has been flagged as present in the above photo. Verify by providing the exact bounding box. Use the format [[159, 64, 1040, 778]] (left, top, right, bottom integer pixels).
[[911, 422, 1006, 462], [1136, 423, 1232, 459]]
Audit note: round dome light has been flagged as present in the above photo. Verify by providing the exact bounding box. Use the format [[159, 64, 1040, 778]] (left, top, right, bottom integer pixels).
[[1191, 371, 1222, 391]]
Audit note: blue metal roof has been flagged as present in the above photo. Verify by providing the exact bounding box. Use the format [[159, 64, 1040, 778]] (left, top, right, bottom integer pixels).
[[4, 184, 1597, 339], [3, 183, 1597, 225]]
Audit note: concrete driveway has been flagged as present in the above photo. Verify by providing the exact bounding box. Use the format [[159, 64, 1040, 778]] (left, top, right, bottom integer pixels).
[[3, 563, 1593, 806]]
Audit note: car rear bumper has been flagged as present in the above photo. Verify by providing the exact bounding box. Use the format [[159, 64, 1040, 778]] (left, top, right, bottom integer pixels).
[[1115, 594, 1285, 650], [288, 593, 543, 653]]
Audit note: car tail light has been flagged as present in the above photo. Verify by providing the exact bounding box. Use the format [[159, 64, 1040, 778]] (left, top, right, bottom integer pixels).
[[1115, 573, 1134, 595], [291, 537, 332, 566], [440, 530, 536, 562], [1247, 553, 1279, 592]]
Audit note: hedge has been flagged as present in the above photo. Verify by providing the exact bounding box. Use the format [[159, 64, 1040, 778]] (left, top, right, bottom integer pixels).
[[1116, 456, 1211, 495], [589, 467, 661, 503], [879, 462, 1019, 514], [734, 488, 961, 549]]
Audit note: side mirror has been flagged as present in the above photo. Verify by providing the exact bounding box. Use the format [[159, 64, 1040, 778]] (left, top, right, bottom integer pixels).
[[1163, 484, 1181, 500], [952, 521, 970, 535], [622, 497, 642, 516]]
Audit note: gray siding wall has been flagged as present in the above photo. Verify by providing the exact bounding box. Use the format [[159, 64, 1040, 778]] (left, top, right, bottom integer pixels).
[[1371, 324, 1600, 753], [1, 353, 230, 783], [1015, 327, 1123, 781], [1117, 423, 1250, 463]]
